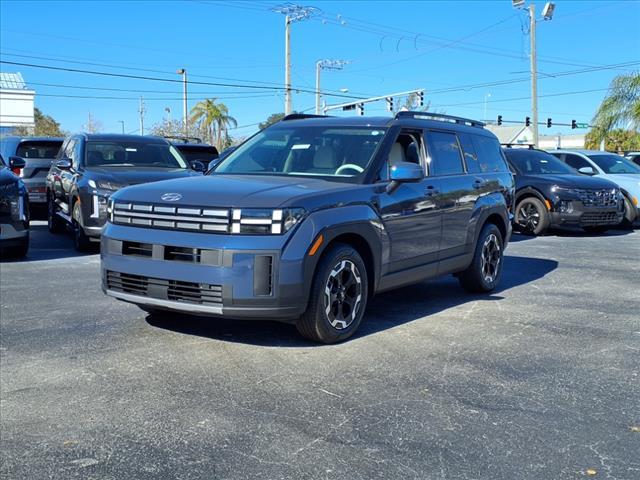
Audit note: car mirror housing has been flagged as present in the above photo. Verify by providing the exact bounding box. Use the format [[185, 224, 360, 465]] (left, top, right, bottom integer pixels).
[[386, 161, 424, 193], [190, 160, 206, 172], [55, 159, 72, 170], [8, 156, 26, 170], [578, 166, 595, 175]]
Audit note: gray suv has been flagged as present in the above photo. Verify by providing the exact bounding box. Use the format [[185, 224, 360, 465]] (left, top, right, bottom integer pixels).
[[101, 113, 514, 343]]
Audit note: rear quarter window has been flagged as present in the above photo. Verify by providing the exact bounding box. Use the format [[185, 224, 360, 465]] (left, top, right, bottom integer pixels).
[[471, 135, 509, 173]]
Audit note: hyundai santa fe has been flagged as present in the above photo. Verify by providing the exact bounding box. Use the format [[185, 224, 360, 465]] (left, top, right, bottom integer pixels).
[[101, 113, 515, 343]]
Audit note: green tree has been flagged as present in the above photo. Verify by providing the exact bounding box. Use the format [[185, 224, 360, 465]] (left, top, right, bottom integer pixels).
[[259, 112, 286, 130], [149, 118, 207, 140], [189, 99, 237, 151], [13, 108, 66, 136], [590, 72, 640, 144], [585, 128, 640, 152]]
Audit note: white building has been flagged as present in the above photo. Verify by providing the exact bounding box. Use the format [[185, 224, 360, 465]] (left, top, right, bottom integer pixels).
[[0, 72, 35, 134], [484, 124, 585, 149]]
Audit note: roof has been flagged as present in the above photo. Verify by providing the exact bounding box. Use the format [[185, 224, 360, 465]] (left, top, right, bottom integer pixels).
[[0, 72, 29, 90], [79, 133, 169, 144], [551, 149, 612, 155], [0, 136, 64, 143]]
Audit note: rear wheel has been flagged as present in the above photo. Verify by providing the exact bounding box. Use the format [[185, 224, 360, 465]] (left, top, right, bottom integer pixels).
[[296, 243, 368, 344], [72, 201, 92, 252], [515, 197, 550, 235], [47, 195, 65, 234], [459, 223, 504, 293]]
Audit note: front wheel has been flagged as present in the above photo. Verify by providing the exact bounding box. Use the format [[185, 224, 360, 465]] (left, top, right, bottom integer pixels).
[[621, 195, 637, 227], [458, 223, 504, 293], [515, 197, 550, 235], [72, 202, 92, 252], [296, 243, 368, 344]]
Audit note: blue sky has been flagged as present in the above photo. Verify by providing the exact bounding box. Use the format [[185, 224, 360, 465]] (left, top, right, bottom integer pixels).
[[1, 0, 639, 138]]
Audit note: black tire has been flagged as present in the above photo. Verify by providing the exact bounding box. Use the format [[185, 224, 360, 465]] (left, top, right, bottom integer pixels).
[[515, 197, 550, 235], [47, 195, 65, 234], [583, 226, 609, 234], [0, 236, 29, 259], [72, 201, 92, 252], [621, 195, 637, 227], [459, 223, 504, 293], [296, 243, 368, 344]]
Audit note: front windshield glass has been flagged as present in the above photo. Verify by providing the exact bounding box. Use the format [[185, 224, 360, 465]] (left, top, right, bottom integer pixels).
[[213, 126, 386, 179], [85, 141, 188, 169], [505, 149, 575, 175], [588, 154, 640, 174]]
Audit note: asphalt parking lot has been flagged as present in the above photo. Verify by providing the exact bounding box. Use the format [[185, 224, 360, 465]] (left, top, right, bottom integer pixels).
[[1, 222, 639, 480]]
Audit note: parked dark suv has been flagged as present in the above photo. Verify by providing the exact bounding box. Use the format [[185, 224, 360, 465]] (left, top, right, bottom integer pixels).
[[46, 134, 202, 251], [503, 147, 624, 235], [0, 136, 64, 206], [101, 113, 514, 343], [166, 136, 219, 171], [0, 154, 29, 258]]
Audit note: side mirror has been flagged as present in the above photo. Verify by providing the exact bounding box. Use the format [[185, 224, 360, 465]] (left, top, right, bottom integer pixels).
[[207, 158, 222, 172], [190, 160, 205, 172], [55, 159, 72, 170], [8, 156, 26, 170], [578, 166, 595, 175], [386, 161, 424, 193]]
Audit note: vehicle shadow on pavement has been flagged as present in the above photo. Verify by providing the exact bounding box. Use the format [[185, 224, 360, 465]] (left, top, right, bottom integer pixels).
[[145, 254, 558, 347], [510, 227, 633, 242], [0, 223, 98, 263]]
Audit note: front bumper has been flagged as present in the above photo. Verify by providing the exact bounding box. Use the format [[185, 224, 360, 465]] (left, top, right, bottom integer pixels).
[[100, 223, 308, 321], [0, 222, 29, 247], [549, 198, 624, 228]]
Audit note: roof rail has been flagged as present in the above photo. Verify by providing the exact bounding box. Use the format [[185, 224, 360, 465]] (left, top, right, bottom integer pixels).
[[280, 113, 331, 122], [395, 111, 485, 128], [163, 135, 204, 144], [501, 143, 534, 149]]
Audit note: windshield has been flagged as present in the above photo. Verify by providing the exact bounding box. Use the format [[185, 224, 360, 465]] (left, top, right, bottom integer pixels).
[[504, 149, 575, 175], [17, 141, 62, 159], [176, 146, 219, 162], [85, 141, 188, 168], [588, 154, 640, 174], [213, 126, 386, 179]]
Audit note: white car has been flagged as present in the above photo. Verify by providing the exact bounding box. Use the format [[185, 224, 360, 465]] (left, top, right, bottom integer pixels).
[[549, 149, 640, 226]]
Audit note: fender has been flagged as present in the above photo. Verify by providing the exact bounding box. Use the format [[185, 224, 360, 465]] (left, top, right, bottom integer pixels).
[[466, 191, 511, 247], [515, 185, 548, 205], [281, 204, 388, 308]]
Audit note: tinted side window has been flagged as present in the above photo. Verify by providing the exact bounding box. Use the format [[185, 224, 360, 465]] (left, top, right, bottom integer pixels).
[[64, 139, 77, 167], [471, 135, 508, 173], [563, 154, 591, 170], [426, 131, 464, 176], [458, 133, 481, 174]]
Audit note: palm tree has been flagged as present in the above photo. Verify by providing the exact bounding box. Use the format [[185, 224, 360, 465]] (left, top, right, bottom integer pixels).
[[189, 99, 237, 150], [591, 73, 640, 142]]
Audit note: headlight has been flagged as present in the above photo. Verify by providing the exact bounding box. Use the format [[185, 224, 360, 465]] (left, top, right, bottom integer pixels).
[[550, 185, 575, 194], [89, 179, 126, 191], [231, 208, 305, 234]]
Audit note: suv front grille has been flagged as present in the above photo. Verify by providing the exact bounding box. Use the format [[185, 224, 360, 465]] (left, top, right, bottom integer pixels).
[[106, 270, 223, 306], [575, 189, 618, 208], [112, 202, 230, 232]]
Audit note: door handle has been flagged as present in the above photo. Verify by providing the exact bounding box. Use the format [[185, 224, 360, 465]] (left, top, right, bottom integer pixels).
[[425, 185, 440, 196]]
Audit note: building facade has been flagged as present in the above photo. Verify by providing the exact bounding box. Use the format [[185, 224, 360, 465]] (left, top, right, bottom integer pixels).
[[0, 72, 35, 135]]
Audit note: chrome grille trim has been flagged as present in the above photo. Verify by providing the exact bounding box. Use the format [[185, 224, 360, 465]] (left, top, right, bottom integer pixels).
[[574, 189, 618, 208], [111, 202, 231, 232]]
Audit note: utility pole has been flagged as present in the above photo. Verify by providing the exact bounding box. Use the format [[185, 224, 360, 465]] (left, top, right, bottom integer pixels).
[[177, 68, 187, 134], [272, 4, 317, 115], [315, 60, 349, 115], [138, 96, 146, 135], [117, 120, 125, 134], [529, 3, 538, 148]]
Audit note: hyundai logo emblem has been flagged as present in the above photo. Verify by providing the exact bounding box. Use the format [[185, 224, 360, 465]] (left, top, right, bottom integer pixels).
[[161, 192, 182, 202]]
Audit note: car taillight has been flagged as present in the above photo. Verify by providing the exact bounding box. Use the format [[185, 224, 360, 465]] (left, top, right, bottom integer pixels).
[[11, 167, 22, 175]]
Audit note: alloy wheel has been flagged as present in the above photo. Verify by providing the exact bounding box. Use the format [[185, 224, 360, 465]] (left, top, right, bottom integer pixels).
[[480, 233, 501, 283], [324, 260, 363, 330], [517, 202, 540, 231]]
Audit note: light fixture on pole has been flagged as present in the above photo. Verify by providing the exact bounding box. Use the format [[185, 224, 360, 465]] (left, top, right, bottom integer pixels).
[[176, 69, 188, 134], [272, 4, 318, 115], [512, 1, 556, 148], [315, 59, 349, 114]]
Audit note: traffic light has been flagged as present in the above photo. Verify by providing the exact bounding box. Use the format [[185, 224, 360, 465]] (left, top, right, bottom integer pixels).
[[386, 97, 393, 112], [357, 103, 365, 116], [546, 118, 552, 128], [525, 116, 531, 127], [571, 119, 577, 129], [417, 91, 424, 107], [497, 115, 503, 126]]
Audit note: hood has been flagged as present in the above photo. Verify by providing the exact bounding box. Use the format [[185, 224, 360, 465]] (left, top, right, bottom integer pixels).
[[519, 174, 618, 190], [600, 173, 640, 196], [88, 167, 200, 187], [112, 174, 360, 209]]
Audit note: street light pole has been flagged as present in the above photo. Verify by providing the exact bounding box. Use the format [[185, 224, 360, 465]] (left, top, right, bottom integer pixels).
[[483, 92, 491, 122], [117, 120, 125, 134], [529, 3, 538, 148], [177, 69, 187, 134]]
